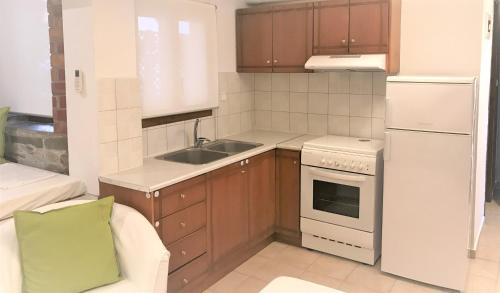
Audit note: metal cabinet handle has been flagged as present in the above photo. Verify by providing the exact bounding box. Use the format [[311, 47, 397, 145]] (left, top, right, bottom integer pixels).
[[351, 38, 356, 43], [183, 278, 189, 285], [154, 191, 159, 198], [180, 193, 186, 199], [241, 170, 246, 174], [240, 161, 244, 166], [341, 39, 346, 44], [273, 59, 278, 63], [293, 160, 297, 165], [245, 159, 249, 164], [266, 60, 271, 64], [180, 222, 186, 228], [155, 221, 159, 228], [181, 250, 187, 256]]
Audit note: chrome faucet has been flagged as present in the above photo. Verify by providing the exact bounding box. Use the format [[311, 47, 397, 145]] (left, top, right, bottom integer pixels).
[[193, 118, 210, 148]]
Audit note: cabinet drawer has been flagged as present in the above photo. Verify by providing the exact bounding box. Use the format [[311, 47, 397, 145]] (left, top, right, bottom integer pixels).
[[157, 175, 206, 219], [168, 253, 209, 292], [160, 202, 206, 245], [167, 227, 207, 272]]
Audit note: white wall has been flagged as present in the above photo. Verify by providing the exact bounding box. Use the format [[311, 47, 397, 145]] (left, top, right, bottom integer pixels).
[[0, 0, 52, 116]]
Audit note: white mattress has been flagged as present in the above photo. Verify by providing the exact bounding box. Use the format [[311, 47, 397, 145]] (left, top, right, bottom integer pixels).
[[0, 163, 86, 220]]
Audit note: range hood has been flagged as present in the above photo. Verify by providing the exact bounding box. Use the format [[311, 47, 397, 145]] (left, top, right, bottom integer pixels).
[[304, 54, 386, 71]]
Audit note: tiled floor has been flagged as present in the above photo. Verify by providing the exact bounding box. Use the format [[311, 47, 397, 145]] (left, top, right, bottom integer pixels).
[[204, 202, 500, 293]]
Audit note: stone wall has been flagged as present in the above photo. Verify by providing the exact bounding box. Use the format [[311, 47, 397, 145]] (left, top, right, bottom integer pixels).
[[4, 118, 69, 174]]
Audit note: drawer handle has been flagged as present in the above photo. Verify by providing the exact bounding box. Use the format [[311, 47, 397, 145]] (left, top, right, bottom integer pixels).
[[183, 278, 189, 285], [181, 250, 187, 256], [155, 221, 159, 228], [293, 160, 297, 165], [154, 191, 159, 198], [180, 193, 186, 199], [180, 222, 186, 228]]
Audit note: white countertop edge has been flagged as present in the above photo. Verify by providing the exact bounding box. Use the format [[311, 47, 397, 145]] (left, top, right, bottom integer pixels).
[[99, 131, 309, 193]]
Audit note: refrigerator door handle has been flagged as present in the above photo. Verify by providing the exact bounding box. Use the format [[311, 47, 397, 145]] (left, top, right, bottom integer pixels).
[[384, 131, 391, 161]]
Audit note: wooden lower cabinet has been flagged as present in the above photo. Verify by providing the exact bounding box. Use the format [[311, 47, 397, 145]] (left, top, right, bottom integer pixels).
[[99, 149, 301, 292], [275, 149, 302, 246]]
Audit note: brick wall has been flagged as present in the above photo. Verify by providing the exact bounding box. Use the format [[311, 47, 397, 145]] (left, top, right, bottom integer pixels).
[[48, 0, 67, 134]]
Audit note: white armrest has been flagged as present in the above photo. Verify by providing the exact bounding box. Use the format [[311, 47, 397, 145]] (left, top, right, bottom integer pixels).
[[110, 203, 170, 293]]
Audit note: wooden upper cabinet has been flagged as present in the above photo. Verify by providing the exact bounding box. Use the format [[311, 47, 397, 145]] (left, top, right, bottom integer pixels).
[[248, 151, 276, 241], [208, 161, 249, 263], [272, 4, 313, 72], [236, 8, 273, 72], [349, 0, 389, 54], [313, 0, 350, 55]]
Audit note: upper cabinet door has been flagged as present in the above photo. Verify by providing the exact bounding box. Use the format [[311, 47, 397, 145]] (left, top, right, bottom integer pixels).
[[313, 0, 350, 55], [236, 8, 273, 72], [272, 4, 313, 72], [349, 0, 389, 54]]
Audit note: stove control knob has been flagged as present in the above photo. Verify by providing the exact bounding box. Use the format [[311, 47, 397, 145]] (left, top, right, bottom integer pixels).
[[334, 161, 340, 167], [358, 164, 364, 170], [351, 163, 357, 169], [321, 158, 326, 165], [327, 160, 333, 166], [342, 162, 347, 168]]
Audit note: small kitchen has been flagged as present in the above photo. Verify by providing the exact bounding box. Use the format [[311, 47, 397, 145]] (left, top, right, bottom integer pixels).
[[59, 0, 494, 292]]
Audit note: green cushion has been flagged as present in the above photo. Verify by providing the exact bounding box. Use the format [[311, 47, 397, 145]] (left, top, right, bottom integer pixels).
[[0, 106, 9, 160], [14, 197, 121, 293]]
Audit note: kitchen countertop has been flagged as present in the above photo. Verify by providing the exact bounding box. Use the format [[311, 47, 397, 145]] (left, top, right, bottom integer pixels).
[[99, 130, 313, 193]]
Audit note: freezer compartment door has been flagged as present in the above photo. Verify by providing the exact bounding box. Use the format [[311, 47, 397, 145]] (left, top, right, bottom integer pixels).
[[382, 130, 471, 291], [386, 81, 474, 134]]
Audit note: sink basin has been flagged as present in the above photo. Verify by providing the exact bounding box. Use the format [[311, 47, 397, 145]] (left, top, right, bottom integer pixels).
[[157, 148, 229, 165], [205, 140, 263, 154]]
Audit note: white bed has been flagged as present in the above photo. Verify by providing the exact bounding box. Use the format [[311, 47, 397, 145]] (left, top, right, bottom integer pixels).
[[0, 163, 86, 220]]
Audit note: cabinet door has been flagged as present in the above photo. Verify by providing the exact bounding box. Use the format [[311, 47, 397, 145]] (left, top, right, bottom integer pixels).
[[208, 161, 249, 263], [236, 8, 273, 72], [313, 0, 350, 55], [275, 150, 301, 239], [248, 151, 276, 241], [272, 4, 313, 72], [349, 0, 389, 54]]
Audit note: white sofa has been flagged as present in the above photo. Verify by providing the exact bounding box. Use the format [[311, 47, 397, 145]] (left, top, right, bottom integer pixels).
[[0, 200, 170, 293]]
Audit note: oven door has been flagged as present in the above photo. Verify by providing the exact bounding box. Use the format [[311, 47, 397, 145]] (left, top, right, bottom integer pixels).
[[301, 165, 376, 232]]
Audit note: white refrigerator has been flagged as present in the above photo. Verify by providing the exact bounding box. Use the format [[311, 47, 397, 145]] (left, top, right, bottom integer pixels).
[[381, 76, 477, 291]]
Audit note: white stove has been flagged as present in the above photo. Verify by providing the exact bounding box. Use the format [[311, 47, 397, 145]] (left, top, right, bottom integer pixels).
[[300, 135, 384, 265]]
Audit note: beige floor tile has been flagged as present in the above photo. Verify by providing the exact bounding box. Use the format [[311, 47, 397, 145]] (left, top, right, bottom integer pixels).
[[469, 258, 500, 280], [208, 271, 249, 293], [476, 242, 500, 263], [273, 245, 320, 270], [390, 279, 452, 293], [486, 203, 500, 216], [300, 271, 343, 289], [236, 255, 271, 275], [339, 281, 384, 293], [465, 274, 496, 293], [257, 241, 290, 259], [233, 277, 268, 293], [307, 254, 359, 280], [249, 260, 305, 282], [346, 265, 397, 293]]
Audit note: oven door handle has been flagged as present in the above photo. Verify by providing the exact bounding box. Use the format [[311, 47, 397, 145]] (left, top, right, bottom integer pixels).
[[309, 167, 367, 182]]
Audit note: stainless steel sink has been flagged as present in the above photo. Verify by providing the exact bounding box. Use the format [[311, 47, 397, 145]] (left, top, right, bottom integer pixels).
[[157, 148, 229, 165], [204, 140, 263, 154], [156, 139, 263, 165]]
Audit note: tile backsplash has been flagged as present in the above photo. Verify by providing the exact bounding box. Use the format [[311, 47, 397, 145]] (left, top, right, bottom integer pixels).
[[142, 71, 386, 159], [254, 72, 386, 139]]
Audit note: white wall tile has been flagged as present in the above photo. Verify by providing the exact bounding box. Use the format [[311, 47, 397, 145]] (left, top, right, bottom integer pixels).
[[217, 96, 229, 116], [255, 110, 271, 130], [228, 93, 241, 114], [116, 78, 140, 109], [241, 111, 253, 132], [272, 73, 290, 91], [218, 72, 228, 94], [329, 72, 350, 94], [308, 114, 328, 135], [328, 116, 350, 136], [290, 92, 308, 113], [373, 72, 387, 96], [185, 120, 196, 147], [255, 91, 272, 110], [290, 113, 308, 133], [272, 112, 290, 132], [225, 72, 241, 93], [167, 122, 186, 151], [216, 115, 229, 138], [308, 93, 329, 114], [255, 73, 272, 91], [228, 113, 242, 135], [350, 117, 372, 138], [290, 73, 309, 93], [99, 141, 118, 175], [372, 95, 386, 118], [147, 125, 167, 156], [240, 92, 253, 112], [329, 94, 349, 116], [349, 72, 372, 95], [98, 110, 117, 143], [349, 94, 372, 118], [142, 130, 148, 158], [272, 92, 290, 112], [118, 137, 143, 172], [240, 73, 254, 92], [116, 108, 142, 140], [98, 78, 116, 111], [201, 117, 216, 141], [309, 73, 329, 93], [372, 118, 385, 139]]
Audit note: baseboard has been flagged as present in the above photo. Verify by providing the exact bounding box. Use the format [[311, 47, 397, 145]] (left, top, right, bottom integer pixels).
[[468, 215, 485, 258]]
